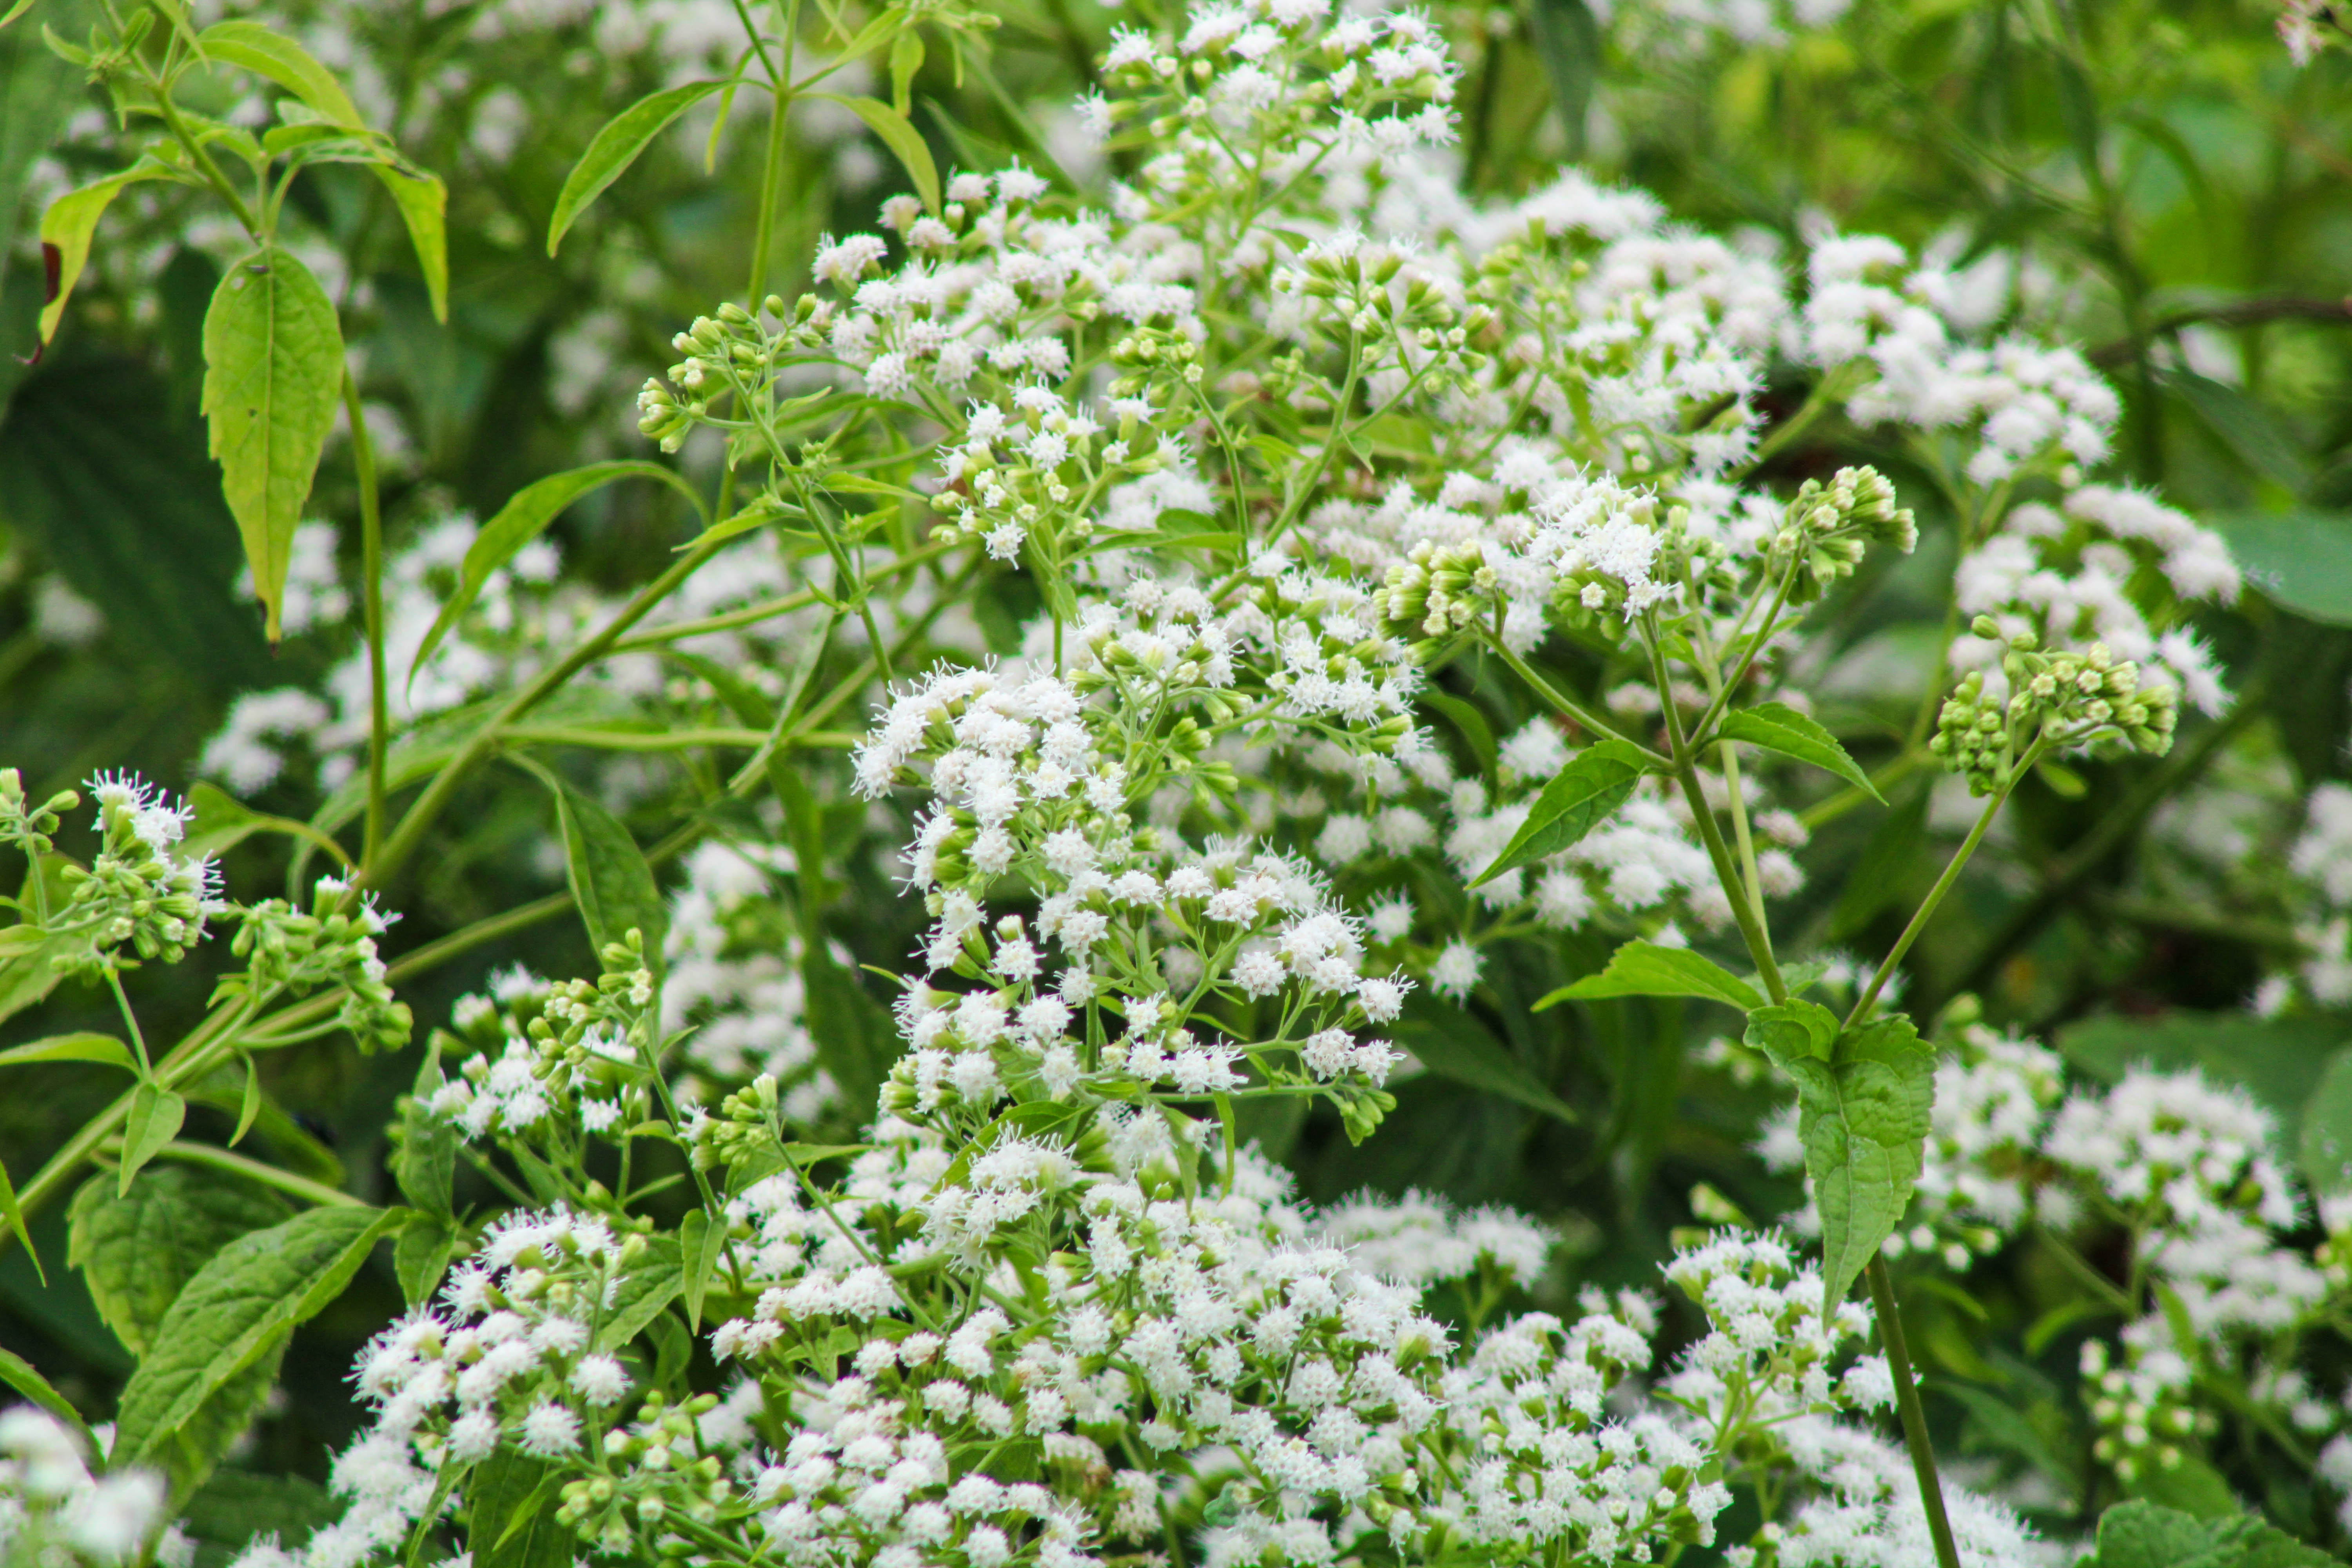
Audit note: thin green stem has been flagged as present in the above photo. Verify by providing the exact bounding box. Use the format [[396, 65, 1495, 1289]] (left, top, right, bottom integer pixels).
[[1484, 636, 1670, 766], [135, 1139, 361, 1207], [107, 969, 150, 1073], [344, 372, 390, 871], [1867, 1256, 1965, 1568]]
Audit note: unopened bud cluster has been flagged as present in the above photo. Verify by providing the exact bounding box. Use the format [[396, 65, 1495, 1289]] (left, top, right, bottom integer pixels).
[[637, 300, 776, 454], [1380, 542, 1495, 639], [226, 876, 412, 1054], [1775, 466, 1916, 602], [1931, 618, 2178, 794]]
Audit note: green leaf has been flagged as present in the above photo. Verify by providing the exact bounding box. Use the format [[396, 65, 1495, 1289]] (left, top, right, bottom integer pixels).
[[547, 80, 725, 254], [807, 93, 940, 213], [120, 1084, 187, 1195], [2299, 1045, 2352, 1196], [679, 1208, 726, 1331], [516, 759, 667, 969], [2208, 512, 2352, 627], [802, 941, 900, 1118], [111, 1205, 403, 1466], [0, 1031, 131, 1070], [396, 1040, 456, 1217], [2083, 1499, 2325, 1568], [201, 246, 344, 644], [0, 1347, 87, 1444], [1535, 940, 1762, 1012], [1419, 690, 1497, 785], [0, 1151, 33, 1283], [195, 20, 363, 126], [471, 1448, 571, 1568], [594, 1234, 682, 1352], [68, 1167, 292, 1359], [1470, 738, 1648, 887], [1746, 1003, 1935, 1314], [180, 1469, 338, 1563], [1716, 702, 1882, 802], [2056, 1009, 2348, 1132], [888, 27, 924, 114], [413, 461, 699, 687], [394, 1216, 456, 1308], [2163, 369, 2311, 495], [184, 782, 350, 866], [36, 165, 169, 342], [369, 163, 448, 323], [1389, 998, 1578, 1125]]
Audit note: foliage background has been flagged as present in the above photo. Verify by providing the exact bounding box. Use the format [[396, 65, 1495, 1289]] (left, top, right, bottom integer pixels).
[[7, 0, 2352, 1552]]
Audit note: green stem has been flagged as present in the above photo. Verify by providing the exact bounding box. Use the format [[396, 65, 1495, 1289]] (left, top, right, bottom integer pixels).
[[1845, 750, 2035, 1029], [136, 1139, 361, 1207], [1867, 1256, 1965, 1568], [1484, 636, 1670, 766], [344, 372, 390, 871]]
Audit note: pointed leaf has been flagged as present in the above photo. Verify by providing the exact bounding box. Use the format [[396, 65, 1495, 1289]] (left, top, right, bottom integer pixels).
[[195, 20, 363, 126], [0, 1031, 131, 1070], [1470, 738, 1648, 886], [396, 1039, 456, 1216], [184, 782, 350, 866], [594, 1234, 683, 1352], [470, 1448, 571, 1568], [202, 246, 343, 643], [119, 1084, 187, 1195], [0, 1348, 87, 1444], [370, 163, 448, 323], [679, 1208, 725, 1331], [807, 93, 940, 212], [394, 1216, 457, 1308], [0, 1151, 33, 1282], [1389, 1003, 1579, 1125], [1535, 940, 1762, 1012], [517, 760, 666, 970], [111, 1204, 403, 1465], [414, 461, 699, 688], [36, 166, 169, 342], [1747, 1004, 1934, 1314], [67, 1166, 290, 1358], [547, 80, 725, 254], [1716, 702, 1882, 802]]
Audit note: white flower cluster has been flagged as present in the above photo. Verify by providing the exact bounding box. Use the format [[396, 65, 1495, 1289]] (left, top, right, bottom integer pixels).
[[0, 1408, 177, 1568]]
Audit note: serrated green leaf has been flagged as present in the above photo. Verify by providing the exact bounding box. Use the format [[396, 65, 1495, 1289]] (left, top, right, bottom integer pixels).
[[594, 1234, 682, 1352], [112, 1205, 403, 1466], [1746, 1004, 1934, 1314], [370, 162, 447, 322], [36, 165, 170, 341], [120, 1084, 187, 1194], [0, 1031, 131, 1070], [414, 461, 702, 688], [396, 1039, 456, 1217], [517, 760, 667, 971], [394, 1216, 456, 1308], [2084, 1499, 2325, 1568], [195, 20, 363, 126], [547, 80, 725, 254], [67, 1166, 291, 1357], [180, 1469, 338, 1562], [1470, 738, 1648, 886], [808, 93, 940, 213], [201, 246, 343, 643], [1717, 702, 1882, 801], [1535, 940, 1762, 1012]]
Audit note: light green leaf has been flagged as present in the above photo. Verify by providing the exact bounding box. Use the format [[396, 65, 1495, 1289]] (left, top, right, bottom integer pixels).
[[547, 80, 725, 255], [1470, 738, 1648, 886], [0, 1348, 87, 1445], [472, 1448, 570, 1568], [120, 1084, 187, 1195], [0, 1151, 32, 1282], [594, 1234, 682, 1352], [36, 166, 169, 341], [202, 246, 344, 644], [679, 1208, 725, 1331], [2300, 1046, 2352, 1197], [370, 162, 447, 323], [1746, 1003, 1934, 1314], [196, 20, 363, 126], [67, 1166, 290, 1358], [808, 93, 940, 213], [2083, 1499, 2330, 1568], [111, 1205, 403, 1466], [1535, 940, 1762, 1012], [0, 1031, 132, 1070], [413, 461, 700, 687], [2208, 512, 2352, 627], [1716, 702, 1882, 802], [394, 1216, 457, 1308], [888, 28, 923, 114]]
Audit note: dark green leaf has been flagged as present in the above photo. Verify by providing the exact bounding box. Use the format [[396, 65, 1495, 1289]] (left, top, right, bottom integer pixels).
[[1390, 998, 1577, 1125], [1746, 1003, 1934, 1314], [547, 81, 725, 254], [202, 245, 344, 643], [802, 942, 899, 1118], [2056, 1010, 2348, 1132], [183, 782, 350, 866], [594, 1234, 682, 1352], [1524, 0, 1599, 158], [394, 1216, 457, 1308], [1471, 738, 1648, 886], [516, 757, 667, 970], [112, 1205, 403, 1466], [1535, 940, 1762, 1012], [470, 1448, 572, 1568], [2164, 370, 2311, 495], [807, 93, 940, 212], [1419, 690, 1497, 785], [396, 1038, 456, 1216], [679, 1208, 725, 1331], [1717, 702, 1881, 801], [1829, 780, 1929, 940], [181, 1469, 338, 1565]]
